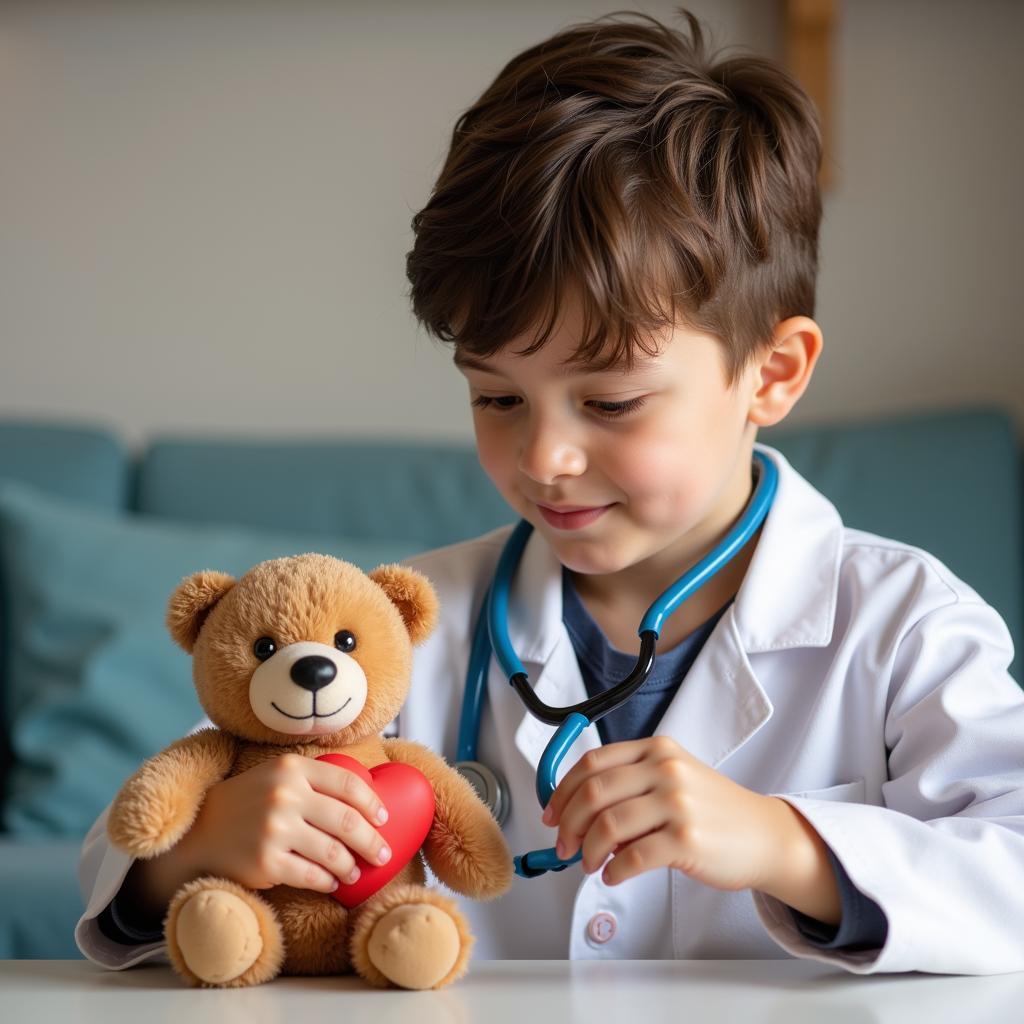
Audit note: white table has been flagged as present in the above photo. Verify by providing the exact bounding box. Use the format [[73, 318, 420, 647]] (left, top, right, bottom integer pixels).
[[3, 959, 1024, 1023]]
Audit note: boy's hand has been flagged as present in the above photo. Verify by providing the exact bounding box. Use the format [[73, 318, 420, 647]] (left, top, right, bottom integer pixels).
[[184, 753, 394, 892], [541, 736, 840, 922], [125, 753, 394, 919]]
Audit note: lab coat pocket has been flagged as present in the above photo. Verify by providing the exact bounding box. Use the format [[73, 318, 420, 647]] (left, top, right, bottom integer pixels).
[[774, 778, 866, 804]]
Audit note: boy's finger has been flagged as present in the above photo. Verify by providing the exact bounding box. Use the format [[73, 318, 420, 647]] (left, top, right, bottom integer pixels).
[[279, 850, 344, 894], [293, 822, 361, 886], [305, 792, 392, 869], [578, 793, 665, 874], [309, 758, 389, 827], [555, 763, 654, 860], [600, 828, 678, 887], [543, 739, 649, 825]]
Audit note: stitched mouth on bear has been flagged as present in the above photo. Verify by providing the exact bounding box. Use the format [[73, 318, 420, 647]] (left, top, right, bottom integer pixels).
[[270, 695, 352, 720]]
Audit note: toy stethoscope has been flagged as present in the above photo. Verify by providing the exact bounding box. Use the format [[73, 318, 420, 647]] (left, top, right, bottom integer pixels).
[[454, 449, 779, 879]]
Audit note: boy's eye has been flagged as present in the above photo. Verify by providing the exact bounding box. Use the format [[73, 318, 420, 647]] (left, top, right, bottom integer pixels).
[[587, 396, 647, 418], [471, 394, 646, 417], [470, 395, 520, 411]]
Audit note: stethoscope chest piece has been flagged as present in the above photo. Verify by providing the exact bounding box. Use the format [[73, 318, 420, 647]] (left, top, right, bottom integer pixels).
[[455, 760, 510, 827]]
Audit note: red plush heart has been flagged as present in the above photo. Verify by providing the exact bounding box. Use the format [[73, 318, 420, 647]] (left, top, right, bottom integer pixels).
[[316, 753, 435, 908]]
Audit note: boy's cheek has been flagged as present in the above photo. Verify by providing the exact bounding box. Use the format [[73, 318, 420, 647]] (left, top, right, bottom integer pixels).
[[475, 443, 516, 491]]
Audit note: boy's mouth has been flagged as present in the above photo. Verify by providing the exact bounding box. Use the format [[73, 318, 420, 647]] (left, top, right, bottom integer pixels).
[[536, 502, 613, 531]]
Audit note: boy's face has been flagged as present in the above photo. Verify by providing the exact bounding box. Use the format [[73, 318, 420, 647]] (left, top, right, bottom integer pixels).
[[454, 293, 762, 589]]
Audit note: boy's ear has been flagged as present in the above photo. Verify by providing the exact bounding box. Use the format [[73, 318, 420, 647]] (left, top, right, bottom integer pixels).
[[166, 570, 237, 653], [746, 316, 823, 428], [368, 565, 440, 645]]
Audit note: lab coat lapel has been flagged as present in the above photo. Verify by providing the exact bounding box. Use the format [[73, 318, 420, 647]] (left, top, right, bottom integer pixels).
[[653, 610, 772, 769]]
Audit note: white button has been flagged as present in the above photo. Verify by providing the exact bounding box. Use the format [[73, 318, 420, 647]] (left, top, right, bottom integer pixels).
[[586, 911, 617, 945]]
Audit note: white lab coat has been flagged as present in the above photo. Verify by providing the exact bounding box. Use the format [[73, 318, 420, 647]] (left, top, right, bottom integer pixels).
[[76, 443, 1024, 975]]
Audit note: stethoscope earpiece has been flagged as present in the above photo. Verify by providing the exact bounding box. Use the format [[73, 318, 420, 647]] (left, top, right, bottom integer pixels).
[[455, 760, 510, 828]]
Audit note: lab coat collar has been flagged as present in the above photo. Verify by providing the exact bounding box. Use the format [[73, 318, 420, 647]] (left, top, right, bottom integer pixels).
[[509, 443, 845, 771], [735, 442, 844, 653]]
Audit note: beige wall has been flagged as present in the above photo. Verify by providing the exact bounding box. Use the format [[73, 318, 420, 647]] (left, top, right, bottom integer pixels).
[[2, 0, 1021, 447]]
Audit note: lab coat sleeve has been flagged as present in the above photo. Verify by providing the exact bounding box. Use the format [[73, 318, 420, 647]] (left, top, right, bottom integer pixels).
[[74, 801, 170, 968], [74, 716, 214, 968], [752, 595, 1024, 975]]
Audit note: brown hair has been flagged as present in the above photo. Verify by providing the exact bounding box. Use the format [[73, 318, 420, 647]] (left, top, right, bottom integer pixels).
[[405, 7, 823, 385]]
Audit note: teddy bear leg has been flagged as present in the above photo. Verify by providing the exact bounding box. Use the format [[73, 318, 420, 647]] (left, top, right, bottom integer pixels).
[[261, 885, 352, 975], [349, 883, 474, 990], [165, 876, 285, 987]]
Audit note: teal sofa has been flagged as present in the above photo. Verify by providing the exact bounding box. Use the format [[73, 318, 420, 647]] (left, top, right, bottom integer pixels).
[[0, 407, 1020, 959]]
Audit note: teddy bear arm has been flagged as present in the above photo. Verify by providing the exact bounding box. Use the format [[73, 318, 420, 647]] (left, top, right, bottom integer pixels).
[[382, 738, 513, 900], [107, 728, 239, 860]]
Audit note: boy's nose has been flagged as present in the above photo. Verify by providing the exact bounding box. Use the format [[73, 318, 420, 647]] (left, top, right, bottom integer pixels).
[[517, 424, 586, 483]]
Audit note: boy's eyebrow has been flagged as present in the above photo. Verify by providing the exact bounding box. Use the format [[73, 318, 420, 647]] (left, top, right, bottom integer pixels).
[[452, 352, 500, 373], [452, 351, 658, 377]]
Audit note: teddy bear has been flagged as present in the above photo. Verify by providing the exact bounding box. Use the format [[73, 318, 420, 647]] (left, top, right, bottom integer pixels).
[[106, 553, 513, 990]]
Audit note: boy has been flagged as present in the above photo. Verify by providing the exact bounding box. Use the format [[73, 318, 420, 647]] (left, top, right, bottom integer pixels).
[[77, 8, 1024, 975]]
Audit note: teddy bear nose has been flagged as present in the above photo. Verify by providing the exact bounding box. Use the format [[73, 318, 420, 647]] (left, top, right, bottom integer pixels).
[[290, 655, 338, 692]]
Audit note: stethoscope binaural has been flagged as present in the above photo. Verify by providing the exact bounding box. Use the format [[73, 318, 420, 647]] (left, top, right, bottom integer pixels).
[[454, 449, 778, 879]]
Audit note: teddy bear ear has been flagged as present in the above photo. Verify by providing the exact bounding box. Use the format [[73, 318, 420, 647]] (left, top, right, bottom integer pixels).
[[368, 564, 439, 645], [166, 570, 237, 654]]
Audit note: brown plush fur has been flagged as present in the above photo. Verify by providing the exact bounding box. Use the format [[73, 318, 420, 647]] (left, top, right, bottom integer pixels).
[[106, 554, 512, 990], [166, 571, 236, 654], [383, 737, 514, 899], [107, 729, 239, 858]]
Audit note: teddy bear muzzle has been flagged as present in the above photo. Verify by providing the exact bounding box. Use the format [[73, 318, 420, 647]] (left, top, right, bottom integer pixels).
[[249, 640, 368, 735]]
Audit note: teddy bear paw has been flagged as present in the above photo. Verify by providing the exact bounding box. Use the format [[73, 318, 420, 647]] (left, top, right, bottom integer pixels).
[[367, 903, 464, 990], [169, 887, 273, 986]]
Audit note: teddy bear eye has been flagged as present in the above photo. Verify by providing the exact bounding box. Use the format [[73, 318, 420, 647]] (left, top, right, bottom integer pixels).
[[253, 636, 277, 661], [334, 630, 357, 653]]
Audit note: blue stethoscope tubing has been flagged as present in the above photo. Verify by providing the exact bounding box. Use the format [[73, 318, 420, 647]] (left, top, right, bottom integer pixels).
[[454, 449, 778, 879]]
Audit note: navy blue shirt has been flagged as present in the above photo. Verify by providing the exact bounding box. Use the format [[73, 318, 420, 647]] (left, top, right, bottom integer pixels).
[[562, 570, 729, 745], [562, 568, 887, 952]]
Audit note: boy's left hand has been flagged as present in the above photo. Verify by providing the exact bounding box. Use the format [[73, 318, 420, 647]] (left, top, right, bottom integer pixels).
[[542, 735, 804, 894]]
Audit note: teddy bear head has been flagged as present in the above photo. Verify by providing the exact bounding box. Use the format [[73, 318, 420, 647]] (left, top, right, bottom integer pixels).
[[165, 554, 438, 747]]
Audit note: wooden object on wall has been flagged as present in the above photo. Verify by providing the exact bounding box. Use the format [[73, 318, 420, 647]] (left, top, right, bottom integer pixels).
[[782, 0, 837, 188]]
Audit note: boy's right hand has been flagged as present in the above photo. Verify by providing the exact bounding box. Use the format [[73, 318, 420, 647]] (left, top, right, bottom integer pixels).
[[123, 753, 393, 917]]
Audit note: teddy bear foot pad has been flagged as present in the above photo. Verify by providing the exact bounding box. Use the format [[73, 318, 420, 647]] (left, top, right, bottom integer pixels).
[[351, 884, 474, 990], [166, 877, 285, 987], [367, 903, 460, 989]]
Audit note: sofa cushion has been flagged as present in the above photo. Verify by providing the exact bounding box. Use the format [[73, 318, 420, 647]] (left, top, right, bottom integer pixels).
[[136, 438, 514, 549], [765, 407, 1022, 682], [0, 839, 83, 958], [0, 421, 131, 825], [0, 481, 422, 837], [0, 420, 128, 511]]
